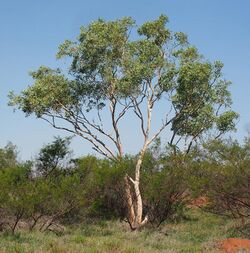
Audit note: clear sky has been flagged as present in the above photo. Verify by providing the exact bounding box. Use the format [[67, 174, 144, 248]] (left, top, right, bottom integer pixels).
[[1, 0, 250, 160]]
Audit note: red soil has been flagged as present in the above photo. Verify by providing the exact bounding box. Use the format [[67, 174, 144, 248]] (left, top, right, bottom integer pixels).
[[188, 196, 208, 208], [220, 238, 250, 253]]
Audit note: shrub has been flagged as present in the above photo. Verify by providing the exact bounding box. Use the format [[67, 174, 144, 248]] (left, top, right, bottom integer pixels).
[[142, 151, 189, 227], [191, 138, 250, 234], [75, 156, 133, 220], [0, 142, 18, 170], [0, 164, 33, 233]]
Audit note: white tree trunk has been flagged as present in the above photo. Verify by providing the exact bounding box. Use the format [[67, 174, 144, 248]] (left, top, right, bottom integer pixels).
[[124, 175, 136, 227], [124, 153, 148, 230]]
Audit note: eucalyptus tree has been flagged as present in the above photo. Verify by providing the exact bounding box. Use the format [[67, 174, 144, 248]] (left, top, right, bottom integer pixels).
[[9, 15, 238, 229]]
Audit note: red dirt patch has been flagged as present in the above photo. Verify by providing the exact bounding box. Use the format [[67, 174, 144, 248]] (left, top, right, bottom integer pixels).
[[220, 238, 250, 253], [188, 196, 208, 208]]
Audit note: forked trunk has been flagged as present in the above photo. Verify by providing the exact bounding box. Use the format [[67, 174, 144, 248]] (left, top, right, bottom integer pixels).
[[124, 156, 148, 230]]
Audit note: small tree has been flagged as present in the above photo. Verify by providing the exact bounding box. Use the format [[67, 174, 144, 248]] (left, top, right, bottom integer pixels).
[[35, 136, 72, 177], [9, 15, 238, 229]]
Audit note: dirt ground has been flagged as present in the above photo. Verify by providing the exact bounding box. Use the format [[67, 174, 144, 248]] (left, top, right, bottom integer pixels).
[[220, 238, 250, 253]]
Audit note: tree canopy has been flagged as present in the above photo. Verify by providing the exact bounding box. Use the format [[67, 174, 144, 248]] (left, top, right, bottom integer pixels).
[[9, 15, 238, 159]]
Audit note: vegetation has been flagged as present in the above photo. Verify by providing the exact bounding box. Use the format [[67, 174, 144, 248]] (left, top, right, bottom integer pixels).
[[0, 14, 249, 253], [0, 142, 18, 170], [0, 210, 245, 253], [191, 137, 250, 235], [9, 14, 238, 230], [0, 137, 249, 237]]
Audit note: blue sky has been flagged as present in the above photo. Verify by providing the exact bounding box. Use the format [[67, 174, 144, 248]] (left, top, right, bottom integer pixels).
[[1, 0, 250, 160]]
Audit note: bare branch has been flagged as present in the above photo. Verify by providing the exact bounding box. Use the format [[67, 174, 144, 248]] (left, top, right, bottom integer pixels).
[[115, 101, 133, 124], [109, 97, 123, 156], [131, 96, 146, 137], [41, 114, 116, 160], [127, 175, 135, 185], [148, 117, 173, 146]]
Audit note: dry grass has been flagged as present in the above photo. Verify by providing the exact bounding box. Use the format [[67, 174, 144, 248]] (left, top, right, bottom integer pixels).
[[0, 210, 243, 253]]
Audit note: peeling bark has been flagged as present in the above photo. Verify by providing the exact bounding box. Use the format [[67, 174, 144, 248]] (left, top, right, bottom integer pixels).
[[124, 175, 136, 226]]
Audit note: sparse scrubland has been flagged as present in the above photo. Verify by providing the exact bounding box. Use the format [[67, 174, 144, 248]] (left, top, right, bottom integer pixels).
[[2, 15, 249, 253], [0, 137, 249, 252]]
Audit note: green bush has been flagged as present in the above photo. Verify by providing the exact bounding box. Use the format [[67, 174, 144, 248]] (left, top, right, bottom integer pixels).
[[189, 138, 250, 234], [0, 142, 18, 170], [74, 156, 133, 219], [142, 151, 190, 227], [0, 164, 33, 233]]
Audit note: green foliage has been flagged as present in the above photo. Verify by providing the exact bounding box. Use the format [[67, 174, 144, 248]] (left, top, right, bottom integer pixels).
[[138, 14, 170, 46], [142, 151, 189, 226], [9, 15, 238, 151], [70, 151, 190, 225], [0, 138, 84, 234], [72, 149, 190, 225], [9, 67, 73, 117], [74, 156, 133, 219], [216, 111, 239, 132], [189, 137, 250, 235], [36, 136, 72, 177], [1, 135, 249, 236], [0, 164, 33, 232], [0, 142, 18, 169]]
